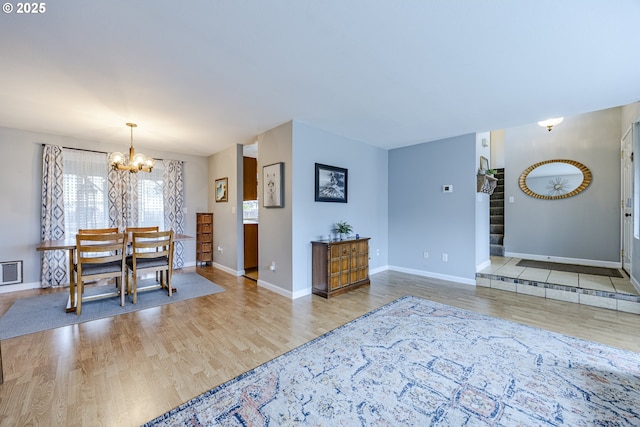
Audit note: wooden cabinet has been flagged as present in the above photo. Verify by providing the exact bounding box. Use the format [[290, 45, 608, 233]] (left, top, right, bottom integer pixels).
[[243, 156, 258, 201], [196, 213, 213, 266], [311, 237, 370, 298]]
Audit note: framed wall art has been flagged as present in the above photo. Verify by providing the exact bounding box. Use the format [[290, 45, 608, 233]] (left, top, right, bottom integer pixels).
[[480, 156, 489, 172], [215, 177, 228, 202], [263, 162, 284, 208], [315, 163, 348, 203]]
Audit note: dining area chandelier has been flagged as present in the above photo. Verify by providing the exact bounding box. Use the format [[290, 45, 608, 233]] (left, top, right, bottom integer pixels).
[[108, 123, 155, 173]]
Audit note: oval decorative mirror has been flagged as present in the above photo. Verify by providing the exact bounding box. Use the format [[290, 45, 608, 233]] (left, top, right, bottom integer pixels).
[[519, 159, 592, 200]]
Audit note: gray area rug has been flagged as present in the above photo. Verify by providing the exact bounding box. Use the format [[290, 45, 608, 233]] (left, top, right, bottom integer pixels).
[[0, 273, 224, 340], [515, 259, 623, 278]]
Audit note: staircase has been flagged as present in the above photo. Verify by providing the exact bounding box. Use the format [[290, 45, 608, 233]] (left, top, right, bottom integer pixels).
[[490, 168, 505, 256]]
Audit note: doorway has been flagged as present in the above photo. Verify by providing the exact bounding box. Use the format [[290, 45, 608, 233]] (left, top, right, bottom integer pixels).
[[243, 143, 259, 281]]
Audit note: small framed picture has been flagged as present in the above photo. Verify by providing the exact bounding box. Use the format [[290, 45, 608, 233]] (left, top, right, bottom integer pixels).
[[480, 156, 489, 172], [315, 163, 348, 203], [215, 177, 228, 202], [263, 162, 284, 208]]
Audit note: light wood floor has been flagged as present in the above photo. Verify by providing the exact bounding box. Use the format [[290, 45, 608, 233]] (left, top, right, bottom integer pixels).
[[0, 267, 639, 426]]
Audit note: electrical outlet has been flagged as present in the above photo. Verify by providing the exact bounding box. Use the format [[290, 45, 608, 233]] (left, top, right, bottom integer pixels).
[[376, 249, 380, 256], [423, 251, 429, 259], [217, 246, 223, 254], [270, 261, 276, 271], [442, 253, 448, 262]]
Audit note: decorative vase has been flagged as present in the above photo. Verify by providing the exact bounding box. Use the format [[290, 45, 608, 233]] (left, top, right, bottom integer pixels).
[[340, 233, 346, 240]]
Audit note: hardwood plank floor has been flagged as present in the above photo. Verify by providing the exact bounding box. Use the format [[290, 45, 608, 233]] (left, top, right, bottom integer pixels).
[[0, 267, 639, 426]]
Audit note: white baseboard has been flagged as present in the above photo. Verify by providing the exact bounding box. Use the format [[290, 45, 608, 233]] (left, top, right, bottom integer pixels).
[[631, 275, 640, 293], [476, 259, 491, 272], [369, 265, 389, 275], [0, 281, 41, 294], [211, 262, 243, 276], [388, 266, 476, 286], [504, 252, 621, 269]]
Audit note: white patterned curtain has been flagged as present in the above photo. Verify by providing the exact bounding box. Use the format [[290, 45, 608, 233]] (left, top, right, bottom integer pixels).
[[41, 145, 66, 288], [163, 160, 185, 268], [108, 167, 139, 230]]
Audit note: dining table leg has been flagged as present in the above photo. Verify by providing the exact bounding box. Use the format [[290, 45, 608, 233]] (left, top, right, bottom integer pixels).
[[66, 248, 76, 313]]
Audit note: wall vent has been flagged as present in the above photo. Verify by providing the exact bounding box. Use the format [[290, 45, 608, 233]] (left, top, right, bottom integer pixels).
[[0, 261, 23, 285]]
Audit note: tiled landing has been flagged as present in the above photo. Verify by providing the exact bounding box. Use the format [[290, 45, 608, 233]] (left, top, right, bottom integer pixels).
[[476, 257, 640, 314]]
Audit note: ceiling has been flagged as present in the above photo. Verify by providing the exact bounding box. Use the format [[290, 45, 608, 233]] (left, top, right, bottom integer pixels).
[[1, 1, 639, 157]]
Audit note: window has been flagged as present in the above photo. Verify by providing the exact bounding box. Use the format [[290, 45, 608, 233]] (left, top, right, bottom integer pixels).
[[63, 149, 109, 236], [63, 149, 166, 234], [138, 163, 164, 228]]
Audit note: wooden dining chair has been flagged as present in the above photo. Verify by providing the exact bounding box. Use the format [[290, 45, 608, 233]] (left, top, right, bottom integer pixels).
[[126, 230, 174, 304], [126, 226, 160, 282], [75, 232, 127, 315]]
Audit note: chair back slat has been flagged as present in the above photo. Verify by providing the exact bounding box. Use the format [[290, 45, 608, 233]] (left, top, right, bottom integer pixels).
[[76, 233, 127, 268], [130, 231, 173, 258], [78, 227, 119, 235]]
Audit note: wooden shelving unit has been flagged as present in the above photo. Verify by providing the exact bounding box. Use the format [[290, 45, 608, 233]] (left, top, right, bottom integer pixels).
[[196, 213, 213, 266]]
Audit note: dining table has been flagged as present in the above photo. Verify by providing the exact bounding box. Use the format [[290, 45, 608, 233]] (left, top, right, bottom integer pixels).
[[36, 233, 193, 313]]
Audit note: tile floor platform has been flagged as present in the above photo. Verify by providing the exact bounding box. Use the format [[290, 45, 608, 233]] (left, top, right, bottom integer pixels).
[[476, 257, 640, 314]]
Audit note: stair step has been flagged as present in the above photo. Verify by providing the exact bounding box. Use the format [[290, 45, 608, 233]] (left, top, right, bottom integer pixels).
[[490, 207, 503, 215], [490, 224, 504, 234], [490, 234, 504, 245], [490, 215, 504, 225], [490, 244, 505, 256]]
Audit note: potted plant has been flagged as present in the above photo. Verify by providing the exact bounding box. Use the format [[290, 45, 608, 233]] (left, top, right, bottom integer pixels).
[[335, 221, 353, 240], [486, 168, 497, 176]]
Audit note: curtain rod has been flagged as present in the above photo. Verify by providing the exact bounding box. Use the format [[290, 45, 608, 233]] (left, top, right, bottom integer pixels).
[[40, 144, 183, 163]]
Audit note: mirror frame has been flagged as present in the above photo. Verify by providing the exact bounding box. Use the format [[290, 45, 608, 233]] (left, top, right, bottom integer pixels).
[[518, 159, 592, 200]]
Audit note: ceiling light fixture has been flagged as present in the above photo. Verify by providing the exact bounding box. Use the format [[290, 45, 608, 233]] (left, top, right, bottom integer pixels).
[[537, 117, 564, 132], [108, 123, 155, 173]]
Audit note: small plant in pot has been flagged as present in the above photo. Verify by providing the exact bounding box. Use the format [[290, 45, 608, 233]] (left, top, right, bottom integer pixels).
[[335, 221, 353, 240]]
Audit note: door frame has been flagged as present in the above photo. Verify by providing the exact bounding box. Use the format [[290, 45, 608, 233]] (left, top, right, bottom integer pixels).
[[621, 125, 633, 274]]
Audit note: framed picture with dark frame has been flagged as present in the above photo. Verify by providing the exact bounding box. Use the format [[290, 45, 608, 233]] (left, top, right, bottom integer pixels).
[[315, 163, 348, 203], [215, 177, 228, 202], [263, 162, 284, 208]]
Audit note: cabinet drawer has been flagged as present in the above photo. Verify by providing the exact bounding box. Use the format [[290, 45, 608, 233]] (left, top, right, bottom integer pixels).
[[197, 214, 213, 224], [198, 242, 212, 253], [198, 224, 212, 233]]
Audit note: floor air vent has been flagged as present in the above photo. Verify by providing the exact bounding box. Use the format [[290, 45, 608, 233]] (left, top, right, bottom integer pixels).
[[0, 261, 23, 285]]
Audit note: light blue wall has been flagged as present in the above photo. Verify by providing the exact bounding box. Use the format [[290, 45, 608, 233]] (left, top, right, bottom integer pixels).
[[388, 133, 477, 282], [291, 122, 389, 296], [504, 107, 621, 264]]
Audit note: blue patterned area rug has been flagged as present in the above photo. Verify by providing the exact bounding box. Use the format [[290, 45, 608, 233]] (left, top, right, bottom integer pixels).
[[144, 295, 640, 426], [0, 273, 224, 339]]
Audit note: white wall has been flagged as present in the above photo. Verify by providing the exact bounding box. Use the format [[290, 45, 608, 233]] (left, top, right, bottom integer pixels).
[[475, 132, 491, 270], [256, 121, 294, 294], [208, 144, 243, 275], [504, 107, 622, 264], [388, 133, 477, 284], [0, 126, 209, 289]]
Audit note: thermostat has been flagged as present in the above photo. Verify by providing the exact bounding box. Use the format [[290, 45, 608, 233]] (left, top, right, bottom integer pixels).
[[442, 185, 453, 193]]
